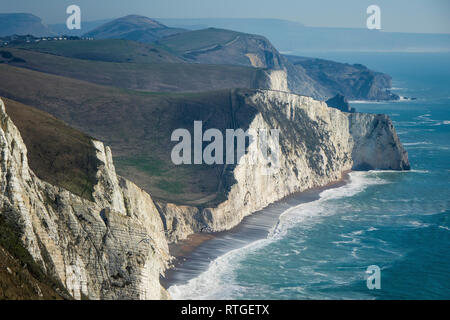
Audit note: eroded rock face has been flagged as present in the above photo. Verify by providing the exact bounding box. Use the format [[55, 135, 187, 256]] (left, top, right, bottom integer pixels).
[[157, 90, 410, 241], [0, 99, 170, 300], [154, 202, 202, 243], [349, 113, 410, 170], [0, 89, 410, 298]]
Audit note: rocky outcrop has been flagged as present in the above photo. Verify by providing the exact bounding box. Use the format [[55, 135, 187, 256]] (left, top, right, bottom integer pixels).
[[254, 69, 290, 93], [157, 89, 409, 241], [84, 15, 186, 42], [154, 202, 202, 243], [0, 99, 170, 300], [326, 94, 355, 113], [349, 113, 410, 170]]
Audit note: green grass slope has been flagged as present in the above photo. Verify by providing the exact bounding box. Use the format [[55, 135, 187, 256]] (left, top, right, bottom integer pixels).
[[12, 39, 182, 63], [2, 97, 100, 201], [0, 65, 258, 205], [2, 48, 264, 93]]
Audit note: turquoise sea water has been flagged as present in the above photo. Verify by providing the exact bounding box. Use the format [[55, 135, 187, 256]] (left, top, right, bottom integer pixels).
[[168, 52, 450, 300]]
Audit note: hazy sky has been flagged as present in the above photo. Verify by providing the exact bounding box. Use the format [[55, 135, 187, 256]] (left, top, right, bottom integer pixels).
[[1, 0, 449, 33]]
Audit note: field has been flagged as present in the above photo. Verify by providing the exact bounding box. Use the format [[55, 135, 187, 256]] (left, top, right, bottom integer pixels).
[[2, 47, 263, 93], [13, 39, 182, 63], [158, 28, 242, 54]]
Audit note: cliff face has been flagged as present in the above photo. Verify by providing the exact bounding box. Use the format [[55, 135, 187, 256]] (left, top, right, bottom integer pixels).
[[157, 90, 409, 242], [0, 88, 409, 298], [349, 113, 410, 170], [0, 99, 170, 300], [254, 69, 290, 92]]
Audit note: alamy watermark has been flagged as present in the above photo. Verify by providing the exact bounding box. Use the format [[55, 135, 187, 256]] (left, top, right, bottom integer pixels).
[[66, 5, 81, 30], [170, 121, 280, 175], [366, 265, 381, 290], [366, 5, 381, 30]]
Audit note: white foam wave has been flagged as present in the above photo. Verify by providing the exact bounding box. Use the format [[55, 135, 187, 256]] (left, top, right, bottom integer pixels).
[[403, 142, 431, 146], [168, 171, 385, 300], [168, 237, 268, 300], [269, 172, 386, 240], [433, 120, 450, 126], [349, 100, 390, 104], [351, 97, 414, 104], [410, 114, 450, 127], [369, 169, 429, 173], [406, 220, 431, 228]]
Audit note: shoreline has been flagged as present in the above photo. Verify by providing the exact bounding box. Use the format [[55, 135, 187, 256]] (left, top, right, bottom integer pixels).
[[161, 171, 351, 290]]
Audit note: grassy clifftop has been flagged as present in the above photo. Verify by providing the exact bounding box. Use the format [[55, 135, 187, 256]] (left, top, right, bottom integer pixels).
[[0, 65, 258, 205], [3, 97, 100, 201], [13, 39, 183, 63], [2, 48, 263, 93]]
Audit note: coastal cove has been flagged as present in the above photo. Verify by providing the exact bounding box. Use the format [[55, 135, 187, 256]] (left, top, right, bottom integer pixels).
[[165, 52, 450, 300], [162, 173, 350, 289]]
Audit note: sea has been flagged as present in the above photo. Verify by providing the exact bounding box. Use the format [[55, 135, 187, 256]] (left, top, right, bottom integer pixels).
[[167, 52, 450, 300]]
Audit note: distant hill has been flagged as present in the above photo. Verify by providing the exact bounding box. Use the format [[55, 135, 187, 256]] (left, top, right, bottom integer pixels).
[[49, 19, 113, 37], [159, 18, 450, 53], [84, 15, 186, 42], [159, 18, 305, 35], [2, 14, 400, 100], [0, 13, 54, 37], [157, 27, 396, 100], [4, 30, 397, 100], [158, 28, 284, 68], [3, 14, 448, 52], [157, 27, 326, 98], [5, 28, 323, 97]]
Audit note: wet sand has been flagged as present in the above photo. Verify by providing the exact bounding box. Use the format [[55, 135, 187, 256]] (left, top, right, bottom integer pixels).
[[161, 172, 350, 289]]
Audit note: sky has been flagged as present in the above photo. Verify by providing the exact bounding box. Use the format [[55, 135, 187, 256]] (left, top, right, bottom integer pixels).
[[1, 0, 449, 34]]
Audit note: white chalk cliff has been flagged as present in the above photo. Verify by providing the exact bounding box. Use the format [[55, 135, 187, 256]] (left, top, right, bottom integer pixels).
[[0, 89, 409, 299], [157, 90, 409, 242], [0, 99, 170, 300]]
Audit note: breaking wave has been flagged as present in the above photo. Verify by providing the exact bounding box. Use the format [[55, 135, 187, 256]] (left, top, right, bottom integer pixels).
[[168, 172, 386, 299]]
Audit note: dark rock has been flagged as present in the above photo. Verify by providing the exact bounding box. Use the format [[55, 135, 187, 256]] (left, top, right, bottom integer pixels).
[[326, 94, 355, 113]]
